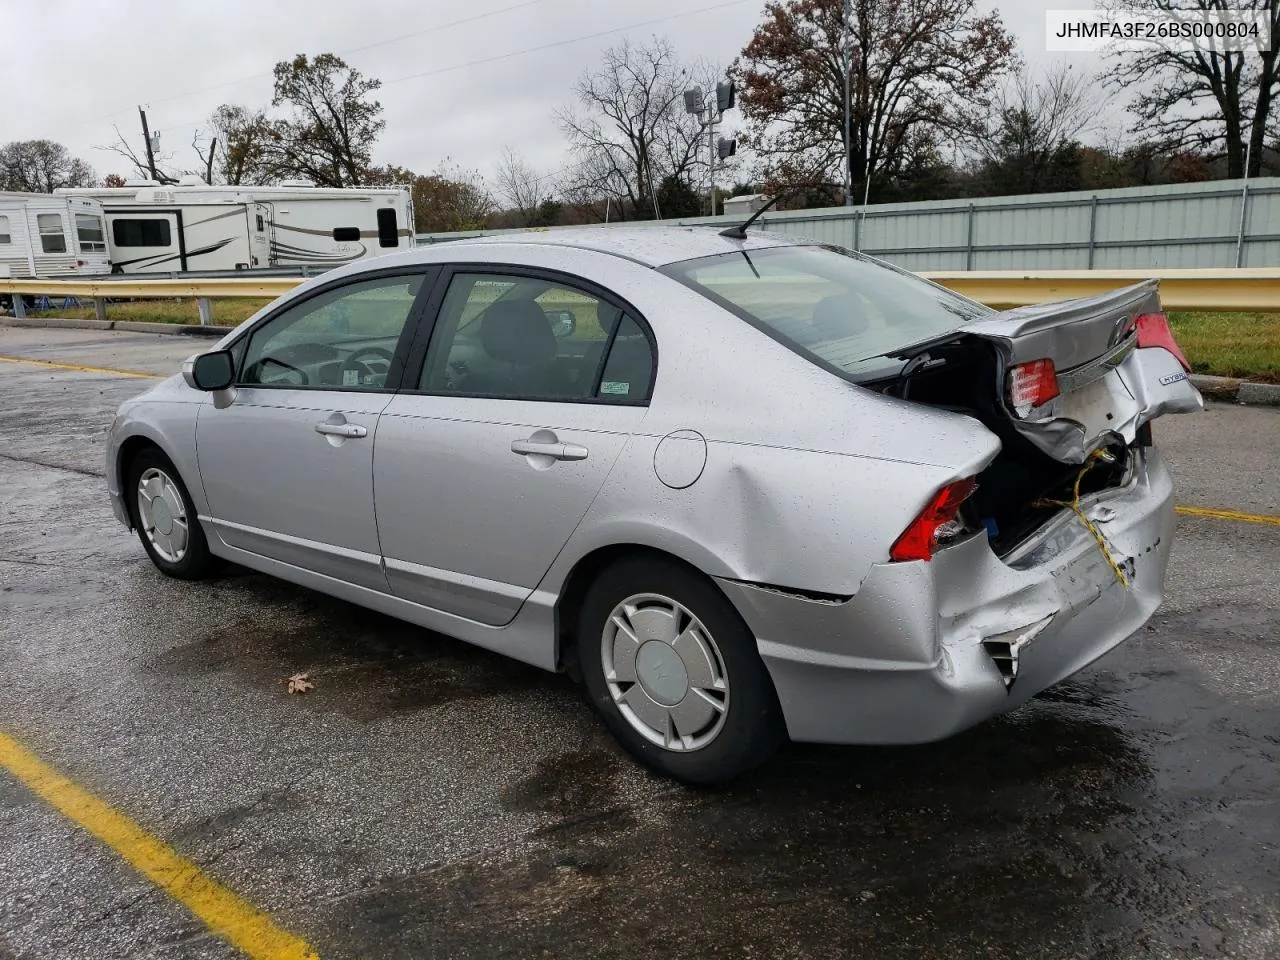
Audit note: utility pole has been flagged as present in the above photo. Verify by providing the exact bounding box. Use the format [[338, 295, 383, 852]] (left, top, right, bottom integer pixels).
[[843, 0, 852, 206], [138, 106, 159, 181]]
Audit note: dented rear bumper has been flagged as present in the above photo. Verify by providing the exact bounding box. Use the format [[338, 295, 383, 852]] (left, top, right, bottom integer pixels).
[[716, 447, 1174, 745]]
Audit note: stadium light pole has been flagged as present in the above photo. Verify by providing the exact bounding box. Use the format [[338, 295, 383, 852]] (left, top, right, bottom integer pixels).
[[685, 79, 737, 217]]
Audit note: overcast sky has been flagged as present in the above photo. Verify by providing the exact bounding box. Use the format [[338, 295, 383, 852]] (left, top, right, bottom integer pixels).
[[1, 0, 1105, 187]]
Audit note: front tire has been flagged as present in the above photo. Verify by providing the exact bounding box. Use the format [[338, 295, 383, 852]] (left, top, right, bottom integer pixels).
[[125, 447, 218, 580], [577, 557, 785, 784]]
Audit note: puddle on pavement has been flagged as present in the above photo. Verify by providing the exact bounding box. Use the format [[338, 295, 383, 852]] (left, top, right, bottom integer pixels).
[[138, 570, 558, 722], [310, 646, 1280, 960]]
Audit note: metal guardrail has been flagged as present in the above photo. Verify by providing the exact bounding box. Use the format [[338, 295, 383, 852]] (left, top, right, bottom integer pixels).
[[2, 268, 1279, 322]]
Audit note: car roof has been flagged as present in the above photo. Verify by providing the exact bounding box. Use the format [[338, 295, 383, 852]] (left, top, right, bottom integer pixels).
[[440, 226, 803, 268]]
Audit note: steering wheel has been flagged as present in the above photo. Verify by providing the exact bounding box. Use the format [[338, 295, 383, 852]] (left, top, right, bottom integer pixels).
[[247, 356, 309, 386], [340, 346, 397, 387]]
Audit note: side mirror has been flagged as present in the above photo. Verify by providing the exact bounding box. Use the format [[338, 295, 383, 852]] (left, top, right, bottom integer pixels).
[[546, 310, 576, 338], [183, 350, 235, 391]]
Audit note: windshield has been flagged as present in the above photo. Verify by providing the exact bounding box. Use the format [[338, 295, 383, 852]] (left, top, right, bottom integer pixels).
[[663, 245, 991, 378]]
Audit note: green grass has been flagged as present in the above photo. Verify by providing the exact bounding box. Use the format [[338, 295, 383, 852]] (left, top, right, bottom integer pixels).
[[1167, 312, 1280, 383], [33, 298, 271, 327]]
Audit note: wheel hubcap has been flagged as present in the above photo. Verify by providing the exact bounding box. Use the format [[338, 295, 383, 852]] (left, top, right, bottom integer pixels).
[[137, 467, 189, 563], [601, 593, 729, 752]]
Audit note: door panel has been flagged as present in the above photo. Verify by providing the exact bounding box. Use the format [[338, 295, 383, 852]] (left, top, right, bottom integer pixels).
[[197, 389, 393, 589], [374, 396, 645, 624]]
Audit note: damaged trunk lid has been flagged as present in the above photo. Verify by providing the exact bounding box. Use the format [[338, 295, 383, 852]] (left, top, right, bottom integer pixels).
[[959, 280, 1203, 464]]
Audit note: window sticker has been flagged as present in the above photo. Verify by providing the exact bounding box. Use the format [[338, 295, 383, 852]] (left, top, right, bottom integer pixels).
[[600, 381, 630, 396], [343, 368, 361, 387]]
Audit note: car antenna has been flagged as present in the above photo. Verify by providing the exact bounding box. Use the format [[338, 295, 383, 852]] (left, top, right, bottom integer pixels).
[[719, 193, 782, 239]]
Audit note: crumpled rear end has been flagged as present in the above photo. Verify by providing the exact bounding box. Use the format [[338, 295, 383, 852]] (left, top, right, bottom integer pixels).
[[717, 446, 1175, 745]]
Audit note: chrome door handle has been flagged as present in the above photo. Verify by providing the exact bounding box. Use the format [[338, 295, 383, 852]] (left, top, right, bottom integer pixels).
[[315, 421, 367, 438], [510, 439, 588, 461]]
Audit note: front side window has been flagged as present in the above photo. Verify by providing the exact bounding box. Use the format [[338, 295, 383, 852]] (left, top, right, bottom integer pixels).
[[112, 218, 172, 247], [419, 272, 653, 402], [240, 273, 425, 390], [76, 214, 106, 252], [664, 245, 990, 380], [37, 213, 66, 254], [0, 215, 10, 244]]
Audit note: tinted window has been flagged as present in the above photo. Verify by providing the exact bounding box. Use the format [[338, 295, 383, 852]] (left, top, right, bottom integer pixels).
[[37, 213, 66, 254], [333, 226, 361, 242], [597, 315, 654, 401], [0, 215, 9, 244], [76, 214, 106, 252], [420, 273, 644, 402], [665, 245, 989, 378], [240, 274, 424, 390], [112, 219, 172, 247], [376, 208, 398, 248]]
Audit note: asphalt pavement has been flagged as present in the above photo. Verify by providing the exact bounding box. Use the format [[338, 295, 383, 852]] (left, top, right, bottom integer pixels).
[[1, 327, 1277, 959]]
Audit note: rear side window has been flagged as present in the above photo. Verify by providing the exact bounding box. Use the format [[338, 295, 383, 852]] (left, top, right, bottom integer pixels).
[[113, 219, 172, 247], [597, 315, 654, 401], [0, 215, 10, 244], [376, 208, 398, 248], [37, 213, 66, 253], [332, 226, 361, 242], [419, 272, 653, 403]]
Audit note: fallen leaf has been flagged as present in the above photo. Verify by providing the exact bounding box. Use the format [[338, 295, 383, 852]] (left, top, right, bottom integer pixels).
[[285, 672, 313, 695]]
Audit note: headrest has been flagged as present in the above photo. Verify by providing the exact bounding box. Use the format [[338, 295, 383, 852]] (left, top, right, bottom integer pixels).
[[811, 293, 868, 340], [480, 299, 555, 366]]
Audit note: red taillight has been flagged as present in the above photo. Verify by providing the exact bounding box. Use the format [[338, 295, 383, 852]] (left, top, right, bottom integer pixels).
[[890, 477, 979, 562], [1135, 312, 1190, 372], [1007, 358, 1059, 415]]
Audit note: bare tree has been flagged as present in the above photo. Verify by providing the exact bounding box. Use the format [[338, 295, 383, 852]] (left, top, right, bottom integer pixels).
[[96, 125, 178, 184], [493, 147, 548, 226], [557, 37, 717, 220], [1103, 0, 1280, 177], [260, 54, 385, 186], [966, 63, 1098, 192], [0, 140, 96, 192], [202, 105, 274, 184], [736, 0, 1017, 198]]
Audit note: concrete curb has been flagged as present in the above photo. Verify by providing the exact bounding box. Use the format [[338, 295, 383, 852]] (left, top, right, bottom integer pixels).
[[1190, 374, 1280, 406], [1, 316, 235, 338]]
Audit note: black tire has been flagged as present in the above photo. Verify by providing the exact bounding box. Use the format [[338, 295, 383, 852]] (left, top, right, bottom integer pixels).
[[577, 556, 785, 784], [125, 447, 219, 580]]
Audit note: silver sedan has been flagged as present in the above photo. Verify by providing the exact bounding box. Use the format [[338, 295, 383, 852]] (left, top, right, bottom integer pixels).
[[106, 227, 1203, 782]]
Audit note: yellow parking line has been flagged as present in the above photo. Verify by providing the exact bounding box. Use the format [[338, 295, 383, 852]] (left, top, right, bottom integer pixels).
[[1175, 505, 1280, 526], [0, 355, 160, 379], [0, 731, 317, 960]]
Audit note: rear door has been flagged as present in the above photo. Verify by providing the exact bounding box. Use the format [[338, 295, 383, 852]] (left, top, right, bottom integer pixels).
[[960, 281, 1203, 464], [373, 268, 655, 625]]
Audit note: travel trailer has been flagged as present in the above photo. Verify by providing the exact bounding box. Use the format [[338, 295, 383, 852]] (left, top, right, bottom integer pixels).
[[0, 192, 111, 279], [56, 178, 414, 273]]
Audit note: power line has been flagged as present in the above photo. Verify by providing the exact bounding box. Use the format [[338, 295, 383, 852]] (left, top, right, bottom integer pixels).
[[381, 0, 750, 87], [142, 0, 752, 139], [64, 0, 551, 131]]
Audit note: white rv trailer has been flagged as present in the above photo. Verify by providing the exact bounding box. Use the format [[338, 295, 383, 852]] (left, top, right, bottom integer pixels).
[[0, 192, 110, 279], [56, 178, 414, 273]]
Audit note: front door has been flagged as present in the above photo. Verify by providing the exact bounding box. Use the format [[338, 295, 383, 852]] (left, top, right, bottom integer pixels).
[[374, 269, 656, 625], [196, 270, 432, 590]]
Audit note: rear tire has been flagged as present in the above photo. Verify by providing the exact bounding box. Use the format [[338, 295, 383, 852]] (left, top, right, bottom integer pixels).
[[125, 447, 219, 580], [577, 556, 785, 784]]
